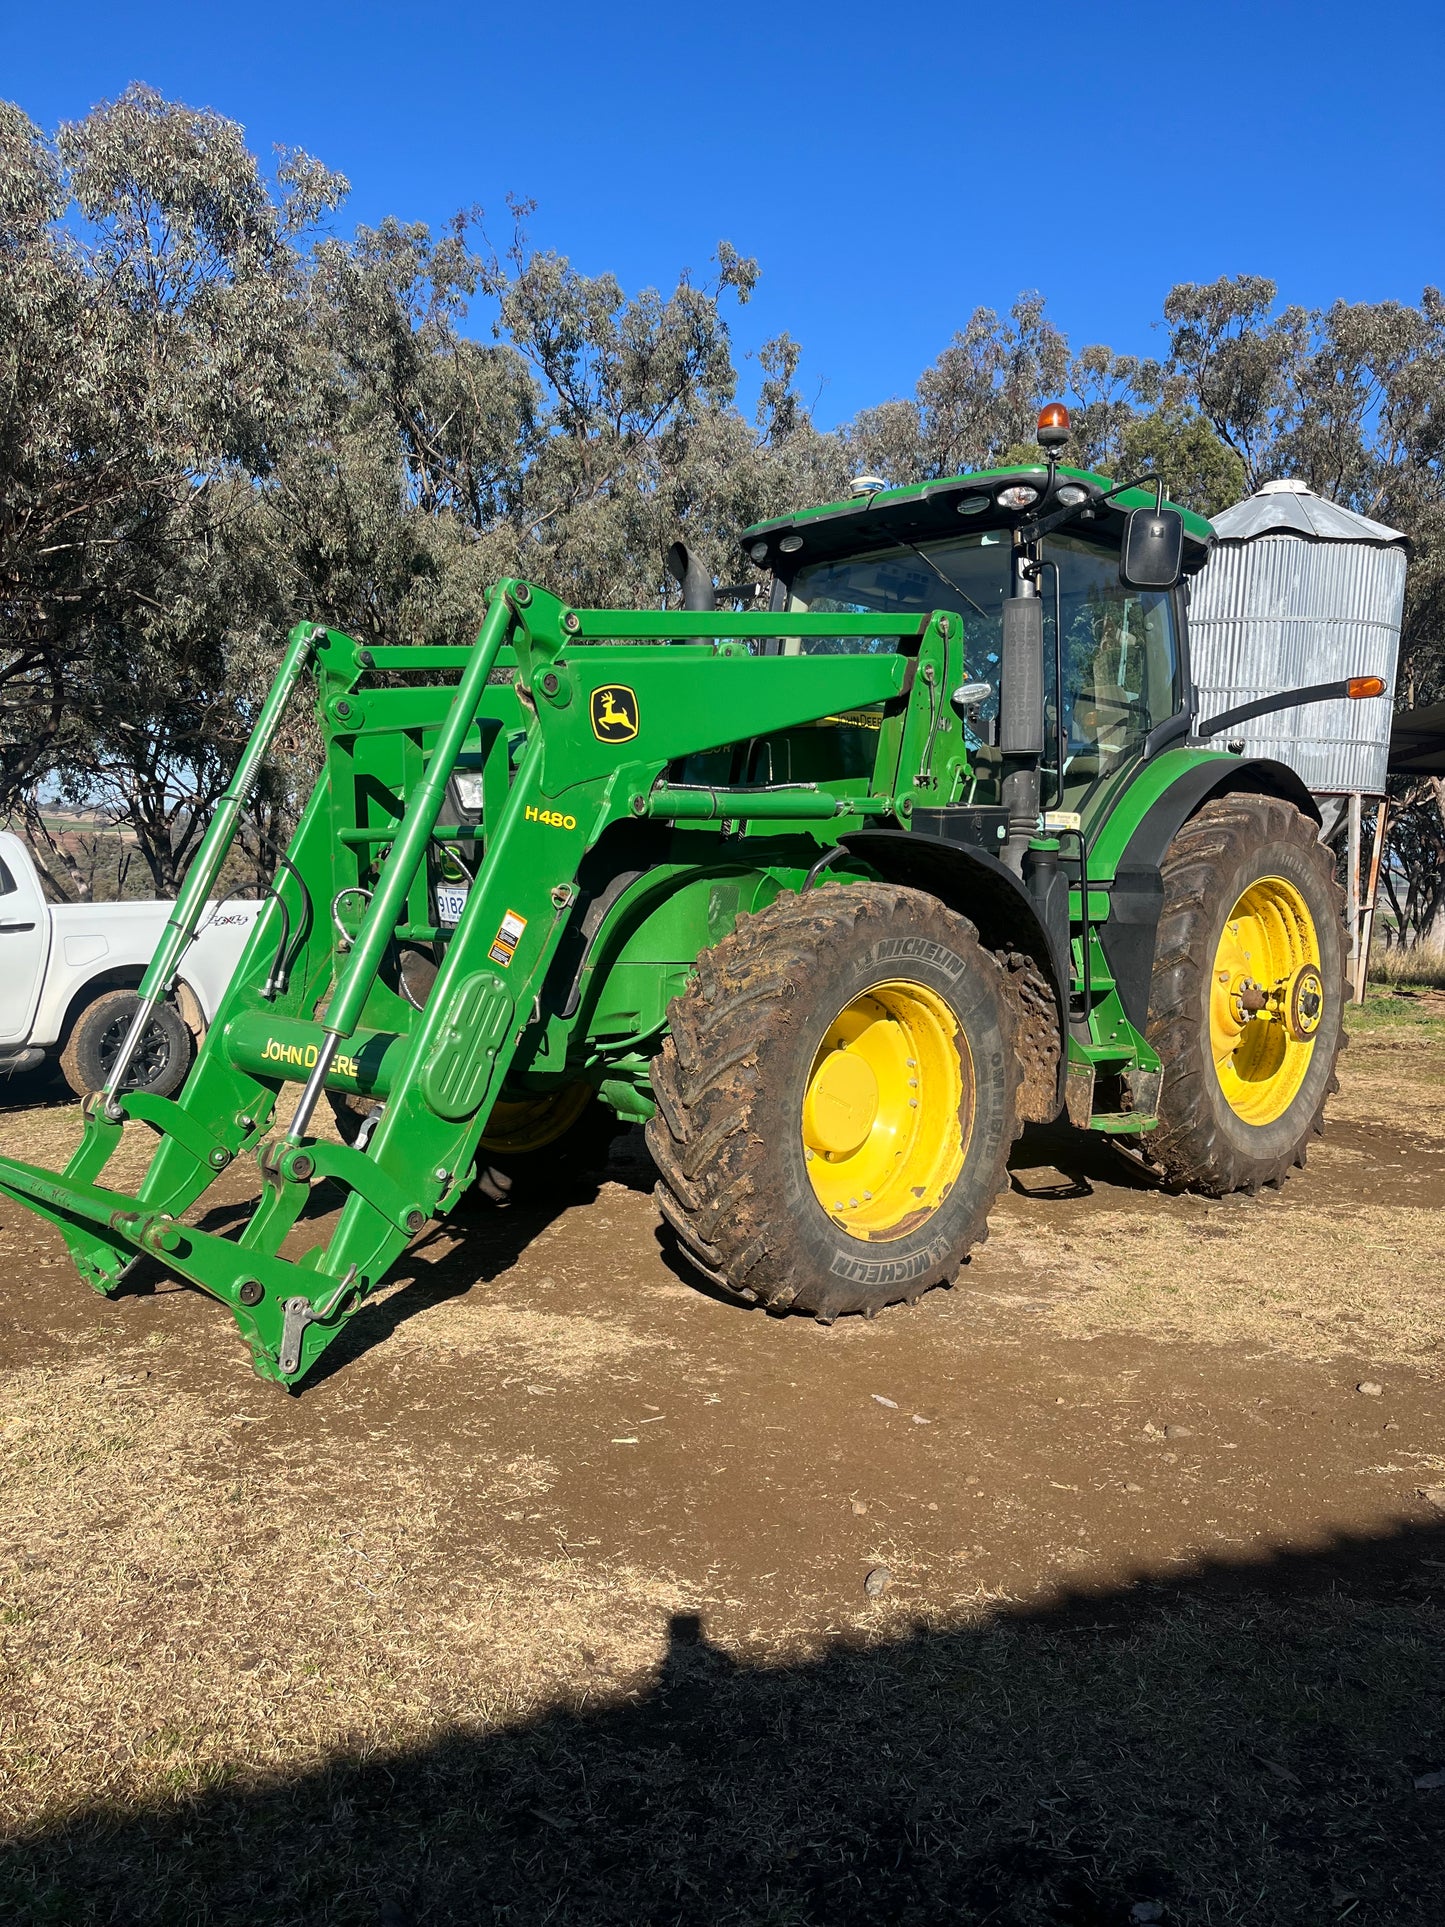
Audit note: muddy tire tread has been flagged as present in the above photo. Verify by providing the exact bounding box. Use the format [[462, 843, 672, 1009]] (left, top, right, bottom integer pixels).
[[1146, 796, 1345, 1197], [646, 881, 1018, 1317]]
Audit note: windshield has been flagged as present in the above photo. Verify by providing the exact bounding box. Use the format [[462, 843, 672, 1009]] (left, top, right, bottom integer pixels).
[[788, 531, 1011, 671], [787, 532, 1179, 807]]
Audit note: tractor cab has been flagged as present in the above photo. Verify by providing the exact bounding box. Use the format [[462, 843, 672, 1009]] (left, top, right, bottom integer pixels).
[[740, 434, 1214, 817]]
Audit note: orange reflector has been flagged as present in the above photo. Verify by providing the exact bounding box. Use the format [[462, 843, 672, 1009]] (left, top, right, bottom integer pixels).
[[1346, 675, 1386, 699], [1038, 402, 1071, 433]]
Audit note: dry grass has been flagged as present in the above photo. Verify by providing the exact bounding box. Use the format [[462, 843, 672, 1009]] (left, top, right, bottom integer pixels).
[[1370, 942, 1445, 990], [0, 1354, 689, 1835], [5, 1469, 1443, 1925], [1002, 1192, 1445, 1366], [2, 999, 1444, 1922], [984, 995, 1445, 1368]]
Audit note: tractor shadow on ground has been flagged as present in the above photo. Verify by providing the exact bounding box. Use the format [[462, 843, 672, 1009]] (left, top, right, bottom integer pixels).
[[1007, 1120, 1165, 1199], [117, 1136, 658, 1385], [8, 1513, 1444, 1926], [289, 1160, 634, 1391], [644, 1121, 1167, 1307]]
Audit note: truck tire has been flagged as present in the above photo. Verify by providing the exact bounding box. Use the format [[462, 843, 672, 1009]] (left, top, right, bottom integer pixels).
[[647, 881, 1017, 1321], [58, 989, 192, 1101], [1145, 795, 1345, 1195]]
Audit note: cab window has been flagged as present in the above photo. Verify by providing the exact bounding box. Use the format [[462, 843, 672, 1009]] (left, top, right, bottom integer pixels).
[[1049, 535, 1180, 807]]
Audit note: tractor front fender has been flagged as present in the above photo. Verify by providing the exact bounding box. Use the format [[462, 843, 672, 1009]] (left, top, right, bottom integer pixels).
[[1110, 753, 1321, 878], [1096, 753, 1322, 1032], [839, 829, 1068, 1120]]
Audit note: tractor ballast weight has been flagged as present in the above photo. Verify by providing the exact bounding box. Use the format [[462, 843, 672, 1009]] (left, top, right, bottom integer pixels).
[[0, 448, 1369, 1386]]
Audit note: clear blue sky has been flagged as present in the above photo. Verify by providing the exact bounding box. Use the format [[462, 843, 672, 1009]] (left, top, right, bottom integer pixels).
[[7, 0, 1444, 426]]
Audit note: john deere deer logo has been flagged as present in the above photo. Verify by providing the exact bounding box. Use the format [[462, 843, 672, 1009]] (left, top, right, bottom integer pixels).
[[590, 684, 639, 742]]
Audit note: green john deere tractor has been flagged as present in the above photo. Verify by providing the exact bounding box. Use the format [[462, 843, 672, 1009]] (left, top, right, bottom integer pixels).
[[0, 406, 1383, 1386]]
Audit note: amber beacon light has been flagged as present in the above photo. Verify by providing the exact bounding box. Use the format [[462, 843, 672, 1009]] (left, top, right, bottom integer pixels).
[[1036, 402, 1071, 450]]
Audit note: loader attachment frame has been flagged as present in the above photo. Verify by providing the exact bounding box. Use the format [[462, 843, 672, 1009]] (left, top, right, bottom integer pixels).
[[0, 581, 959, 1386]]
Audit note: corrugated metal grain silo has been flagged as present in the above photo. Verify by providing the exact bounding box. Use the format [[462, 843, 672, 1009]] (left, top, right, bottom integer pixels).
[[1188, 479, 1407, 797], [1189, 479, 1407, 999]]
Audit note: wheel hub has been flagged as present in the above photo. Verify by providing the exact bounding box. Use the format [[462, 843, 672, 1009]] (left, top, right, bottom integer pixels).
[[1287, 963, 1325, 1041], [803, 1049, 880, 1158], [481, 1082, 594, 1154]]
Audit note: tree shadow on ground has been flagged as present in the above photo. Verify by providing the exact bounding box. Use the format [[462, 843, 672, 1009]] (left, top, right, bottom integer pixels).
[[7, 1516, 1444, 1926]]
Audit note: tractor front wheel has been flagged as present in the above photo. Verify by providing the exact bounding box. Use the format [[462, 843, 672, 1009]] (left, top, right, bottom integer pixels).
[[328, 1081, 619, 1205], [647, 882, 1017, 1320], [1146, 795, 1345, 1195], [475, 1086, 620, 1204]]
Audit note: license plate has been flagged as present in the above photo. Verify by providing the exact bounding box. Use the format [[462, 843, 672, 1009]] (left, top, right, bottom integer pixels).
[[435, 884, 469, 926]]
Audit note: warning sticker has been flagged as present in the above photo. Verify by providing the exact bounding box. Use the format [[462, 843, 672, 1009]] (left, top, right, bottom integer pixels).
[[488, 908, 528, 968]]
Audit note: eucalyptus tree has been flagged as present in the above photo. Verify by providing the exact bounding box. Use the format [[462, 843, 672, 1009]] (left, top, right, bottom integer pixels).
[[0, 86, 346, 890]]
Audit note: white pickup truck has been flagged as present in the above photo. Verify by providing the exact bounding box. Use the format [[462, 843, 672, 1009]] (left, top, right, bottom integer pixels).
[[0, 831, 262, 1100]]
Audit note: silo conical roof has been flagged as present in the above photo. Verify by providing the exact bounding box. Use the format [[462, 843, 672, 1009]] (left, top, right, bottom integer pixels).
[[1211, 478, 1407, 547]]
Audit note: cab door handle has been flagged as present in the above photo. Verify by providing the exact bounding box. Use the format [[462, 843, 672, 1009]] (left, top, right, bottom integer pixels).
[[0, 920, 37, 932]]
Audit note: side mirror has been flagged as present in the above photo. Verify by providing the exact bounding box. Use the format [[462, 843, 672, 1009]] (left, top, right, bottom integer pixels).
[[665, 540, 717, 613], [1120, 506, 1185, 590], [999, 598, 1045, 757]]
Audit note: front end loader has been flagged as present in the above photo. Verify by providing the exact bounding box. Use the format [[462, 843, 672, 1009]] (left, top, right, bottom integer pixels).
[[0, 408, 1386, 1386]]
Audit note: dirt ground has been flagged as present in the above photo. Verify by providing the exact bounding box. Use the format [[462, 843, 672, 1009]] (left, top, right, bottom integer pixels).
[[2, 994, 1444, 1925]]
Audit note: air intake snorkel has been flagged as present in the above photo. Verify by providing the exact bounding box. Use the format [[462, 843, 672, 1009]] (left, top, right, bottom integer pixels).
[[665, 541, 717, 613]]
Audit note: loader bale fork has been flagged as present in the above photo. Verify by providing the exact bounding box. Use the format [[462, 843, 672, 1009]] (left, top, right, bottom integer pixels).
[[0, 410, 1374, 1386]]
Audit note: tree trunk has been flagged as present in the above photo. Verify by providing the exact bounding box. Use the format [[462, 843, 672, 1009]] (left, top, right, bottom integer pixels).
[[13, 796, 87, 902]]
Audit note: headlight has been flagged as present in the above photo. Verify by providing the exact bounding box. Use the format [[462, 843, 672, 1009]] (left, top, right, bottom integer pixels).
[[748, 540, 770, 563], [1055, 483, 1090, 506], [453, 770, 485, 814], [779, 534, 804, 554], [955, 495, 991, 516], [997, 485, 1040, 510]]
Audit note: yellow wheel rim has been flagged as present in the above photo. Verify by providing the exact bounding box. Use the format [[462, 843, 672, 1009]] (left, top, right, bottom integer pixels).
[[482, 1083, 594, 1155], [1209, 876, 1324, 1127], [802, 979, 971, 1241]]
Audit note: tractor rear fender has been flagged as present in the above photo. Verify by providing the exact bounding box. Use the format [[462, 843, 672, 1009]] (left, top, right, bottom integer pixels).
[[838, 829, 1068, 1120], [1096, 753, 1322, 1032], [546, 834, 794, 1041]]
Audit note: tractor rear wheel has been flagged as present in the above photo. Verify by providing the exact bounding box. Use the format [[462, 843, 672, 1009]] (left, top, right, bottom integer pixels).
[[1146, 795, 1345, 1195], [647, 882, 1017, 1320]]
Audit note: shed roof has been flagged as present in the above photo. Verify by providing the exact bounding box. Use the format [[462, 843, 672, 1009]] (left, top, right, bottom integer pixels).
[[1212, 478, 1407, 547], [1389, 701, 1445, 778]]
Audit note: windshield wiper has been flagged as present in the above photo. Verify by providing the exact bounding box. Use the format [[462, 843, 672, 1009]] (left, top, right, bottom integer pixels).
[[861, 509, 993, 625]]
